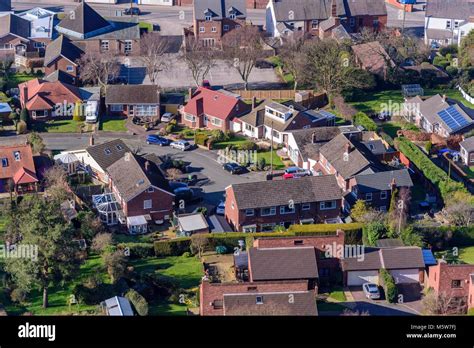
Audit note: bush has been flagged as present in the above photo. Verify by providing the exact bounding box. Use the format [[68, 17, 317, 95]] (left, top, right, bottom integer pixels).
[[238, 141, 257, 151], [10, 288, 27, 304], [433, 56, 450, 69], [439, 44, 458, 57], [417, 225, 474, 250], [182, 251, 191, 257], [424, 141, 432, 154], [363, 222, 387, 246], [379, 268, 398, 303], [154, 238, 191, 257], [288, 223, 363, 244], [118, 243, 154, 259], [194, 133, 209, 146], [353, 112, 377, 131], [445, 66, 458, 76], [19, 108, 29, 124], [16, 120, 27, 134], [125, 289, 148, 316]]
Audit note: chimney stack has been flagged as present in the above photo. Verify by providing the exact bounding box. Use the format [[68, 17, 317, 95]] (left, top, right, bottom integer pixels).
[[188, 87, 194, 100], [345, 143, 351, 154], [331, 0, 337, 18], [442, 94, 447, 103], [311, 132, 316, 144], [89, 134, 94, 146], [145, 160, 150, 172], [23, 86, 28, 103], [252, 96, 257, 110]]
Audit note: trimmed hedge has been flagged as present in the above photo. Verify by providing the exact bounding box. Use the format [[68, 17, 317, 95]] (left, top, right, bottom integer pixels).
[[395, 137, 468, 201], [117, 243, 154, 259], [125, 289, 148, 316], [353, 112, 377, 131], [153, 223, 363, 257], [380, 268, 398, 303]]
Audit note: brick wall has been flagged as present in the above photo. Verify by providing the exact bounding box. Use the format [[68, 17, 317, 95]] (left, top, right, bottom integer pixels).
[[427, 262, 474, 301], [45, 57, 78, 81]]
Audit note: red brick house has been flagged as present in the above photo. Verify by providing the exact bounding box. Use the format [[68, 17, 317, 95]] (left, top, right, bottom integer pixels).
[[181, 87, 250, 131], [19, 78, 82, 120], [107, 152, 174, 233], [0, 144, 38, 194], [200, 280, 316, 315], [193, 0, 247, 47], [225, 175, 342, 232], [427, 261, 474, 312], [44, 35, 84, 85]]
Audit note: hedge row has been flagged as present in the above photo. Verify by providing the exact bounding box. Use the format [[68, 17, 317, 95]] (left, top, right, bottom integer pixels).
[[117, 243, 155, 259], [353, 112, 377, 131], [395, 137, 468, 201], [379, 268, 398, 303], [416, 225, 474, 250], [153, 223, 363, 257]]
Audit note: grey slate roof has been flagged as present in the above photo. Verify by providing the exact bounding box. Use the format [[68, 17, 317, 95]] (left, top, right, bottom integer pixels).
[[44, 70, 76, 85], [249, 247, 318, 281], [460, 136, 474, 152], [344, 0, 387, 17], [425, 0, 474, 20], [376, 238, 404, 248], [223, 291, 317, 315], [194, 0, 247, 21], [107, 153, 172, 202], [88, 19, 140, 40], [272, 0, 345, 21], [106, 85, 160, 105], [342, 246, 425, 271], [362, 140, 386, 155], [44, 35, 83, 66], [0, 0, 11, 12], [86, 139, 130, 171], [0, 14, 30, 39], [56, 1, 112, 38], [354, 169, 413, 193], [289, 127, 342, 161], [104, 296, 134, 316], [230, 175, 342, 210]]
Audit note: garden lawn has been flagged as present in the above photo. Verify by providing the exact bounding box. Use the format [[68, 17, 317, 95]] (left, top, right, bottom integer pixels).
[[459, 246, 474, 264], [32, 119, 84, 133], [328, 287, 346, 302], [99, 116, 127, 132], [349, 90, 404, 115], [462, 166, 474, 180], [6, 73, 37, 89], [317, 301, 347, 313], [257, 149, 285, 170], [0, 254, 108, 315], [425, 88, 474, 109], [212, 135, 248, 150], [380, 121, 403, 138]]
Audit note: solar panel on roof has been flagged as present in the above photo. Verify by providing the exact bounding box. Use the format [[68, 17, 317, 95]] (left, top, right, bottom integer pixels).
[[437, 106, 471, 132]]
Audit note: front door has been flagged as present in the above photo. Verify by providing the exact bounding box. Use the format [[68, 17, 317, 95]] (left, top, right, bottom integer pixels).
[[203, 115, 208, 126], [129, 105, 134, 116]]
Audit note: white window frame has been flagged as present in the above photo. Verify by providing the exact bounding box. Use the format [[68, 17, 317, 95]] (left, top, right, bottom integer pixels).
[[199, 27, 205, 33], [101, 40, 109, 51], [260, 207, 276, 216], [320, 201, 336, 210], [211, 117, 222, 127], [380, 190, 387, 200], [211, 27, 217, 33], [280, 205, 295, 215], [365, 192, 373, 201], [261, 223, 276, 232], [147, 187, 154, 193], [124, 40, 133, 53], [66, 65, 74, 72], [144, 199, 152, 209], [110, 104, 123, 112], [302, 203, 311, 211], [223, 24, 229, 31], [184, 113, 195, 122], [446, 20, 451, 29], [245, 209, 254, 217], [13, 151, 21, 161], [242, 224, 256, 233]]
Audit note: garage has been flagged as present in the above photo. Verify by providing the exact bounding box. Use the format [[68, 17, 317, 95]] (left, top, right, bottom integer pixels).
[[347, 270, 379, 286], [389, 269, 420, 284]]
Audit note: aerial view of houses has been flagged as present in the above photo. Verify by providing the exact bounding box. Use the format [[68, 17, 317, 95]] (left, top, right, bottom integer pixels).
[[0, 0, 473, 327]]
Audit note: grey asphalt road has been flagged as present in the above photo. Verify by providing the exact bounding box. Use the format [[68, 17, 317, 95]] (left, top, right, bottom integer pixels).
[[0, 133, 265, 206], [349, 287, 420, 316]]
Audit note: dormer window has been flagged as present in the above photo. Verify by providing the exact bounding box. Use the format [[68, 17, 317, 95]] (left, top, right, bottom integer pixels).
[[13, 151, 21, 161], [228, 7, 237, 19], [204, 10, 212, 21], [104, 148, 112, 155]]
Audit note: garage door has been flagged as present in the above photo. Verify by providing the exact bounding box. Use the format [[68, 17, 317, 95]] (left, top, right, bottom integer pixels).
[[347, 271, 379, 286], [389, 269, 420, 284]]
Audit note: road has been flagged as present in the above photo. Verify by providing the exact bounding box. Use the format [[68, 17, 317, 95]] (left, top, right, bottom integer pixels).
[[0, 132, 265, 206]]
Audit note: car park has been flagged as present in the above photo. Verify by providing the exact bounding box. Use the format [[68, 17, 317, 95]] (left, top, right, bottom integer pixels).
[[146, 134, 170, 146], [223, 162, 245, 175], [283, 166, 311, 179], [362, 283, 381, 300], [170, 140, 192, 151]]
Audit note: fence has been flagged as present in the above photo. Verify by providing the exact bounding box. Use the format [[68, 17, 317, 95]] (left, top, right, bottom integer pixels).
[[231, 90, 327, 108], [457, 85, 474, 105]]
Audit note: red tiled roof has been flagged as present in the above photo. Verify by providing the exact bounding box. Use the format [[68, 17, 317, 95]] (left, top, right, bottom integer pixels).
[[183, 87, 246, 121], [19, 78, 82, 111], [0, 144, 37, 182]]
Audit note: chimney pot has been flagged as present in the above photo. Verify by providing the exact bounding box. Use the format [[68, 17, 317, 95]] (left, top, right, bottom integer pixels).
[[145, 160, 150, 172], [311, 132, 316, 143], [188, 87, 193, 99], [442, 94, 447, 102], [252, 96, 257, 110], [89, 135, 94, 146]]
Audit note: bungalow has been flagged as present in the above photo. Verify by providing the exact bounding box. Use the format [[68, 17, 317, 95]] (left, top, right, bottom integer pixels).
[[0, 144, 38, 194], [225, 175, 343, 232], [403, 94, 474, 137], [459, 136, 474, 166], [55, 1, 140, 56], [427, 261, 474, 312], [44, 35, 84, 85], [19, 78, 82, 120], [107, 152, 174, 233], [200, 280, 317, 316], [181, 87, 250, 131], [105, 85, 160, 123], [341, 246, 425, 286], [348, 169, 413, 212], [238, 100, 336, 145]]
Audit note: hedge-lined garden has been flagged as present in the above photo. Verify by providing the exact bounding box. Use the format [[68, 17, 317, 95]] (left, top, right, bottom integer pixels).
[[379, 268, 398, 303], [353, 112, 377, 131]]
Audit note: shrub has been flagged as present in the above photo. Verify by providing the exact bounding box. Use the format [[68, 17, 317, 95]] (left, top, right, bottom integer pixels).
[[424, 141, 432, 154], [182, 251, 191, 257], [433, 57, 449, 69], [439, 44, 458, 56], [165, 123, 176, 133], [445, 66, 458, 76], [125, 289, 148, 316], [353, 112, 377, 131], [117, 243, 154, 259], [363, 222, 387, 246], [16, 120, 27, 134], [379, 269, 398, 303], [238, 141, 257, 151], [194, 133, 208, 146], [154, 238, 191, 257], [10, 288, 27, 304], [288, 223, 363, 244]]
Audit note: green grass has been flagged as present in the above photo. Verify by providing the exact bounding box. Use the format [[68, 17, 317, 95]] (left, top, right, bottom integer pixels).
[[6, 73, 37, 89], [425, 88, 474, 109], [328, 287, 347, 302], [113, 234, 153, 244], [462, 166, 474, 179], [317, 301, 347, 312], [0, 255, 108, 315], [32, 119, 84, 133], [349, 90, 404, 115], [459, 246, 474, 264], [380, 121, 403, 138], [257, 149, 285, 170], [99, 116, 127, 132], [212, 135, 248, 150]]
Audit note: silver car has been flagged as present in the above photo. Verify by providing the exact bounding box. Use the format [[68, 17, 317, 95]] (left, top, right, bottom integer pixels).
[[362, 283, 380, 300], [170, 140, 192, 151]]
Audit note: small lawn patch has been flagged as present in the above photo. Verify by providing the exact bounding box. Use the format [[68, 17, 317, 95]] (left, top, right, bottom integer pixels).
[[459, 246, 474, 264], [425, 88, 474, 109], [257, 149, 285, 170], [328, 287, 347, 302], [349, 90, 404, 115], [6, 73, 37, 90], [463, 166, 474, 180], [32, 119, 85, 133], [212, 135, 248, 150], [99, 116, 127, 132], [317, 300, 347, 313]]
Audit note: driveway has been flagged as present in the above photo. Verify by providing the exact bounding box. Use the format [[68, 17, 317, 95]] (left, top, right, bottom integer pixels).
[[348, 286, 419, 316]]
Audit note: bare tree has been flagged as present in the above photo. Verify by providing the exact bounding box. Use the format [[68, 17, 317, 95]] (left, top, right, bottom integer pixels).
[[279, 33, 307, 91], [77, 51, 120, 95], [190, 234, 208, 259], [43, 165, 69, 202], [140, 32, 170, 86], [92, 233, 113, 254], [422, 290, 467, 315], [182, 37, 216, 87], [222, 25, 265, 90], [389, 187, 411, 237], [443, 191, 474, 227]]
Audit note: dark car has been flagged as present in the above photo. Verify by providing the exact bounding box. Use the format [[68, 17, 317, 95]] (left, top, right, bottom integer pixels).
[[123, 7, 141, 16], [169, 181, 188, 191], [146, 134, 170, 146], [223, 162, 245, 175], [174, 187, 203, 204], [256, 59, 276, 69]]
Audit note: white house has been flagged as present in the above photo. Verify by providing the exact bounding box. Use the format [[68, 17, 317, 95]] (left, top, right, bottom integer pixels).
[[17, 8, 56, 41], [459, 136, 474, 166], [424, 0, 474, 46]]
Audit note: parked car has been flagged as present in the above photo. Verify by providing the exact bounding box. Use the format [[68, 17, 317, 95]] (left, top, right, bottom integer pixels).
[[160, 112, 174, 123], [283, 166, 310, 179], [174, 187, 194, 202], [362, 283, 381, 300], [169, 181, 188, 191], [123, 7, 141, 15], [170, 140, 192, 151], [223, 162, 245, 175], [256, 59, 276, 69], [146, 134, 170, 146], [216, 201, 225, 215]]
